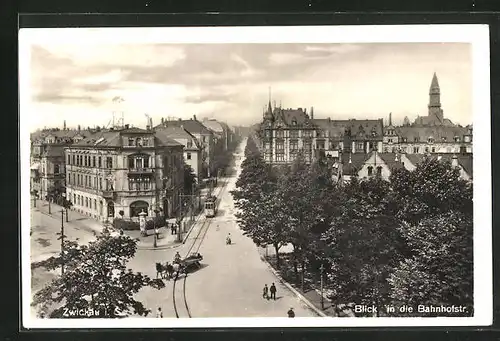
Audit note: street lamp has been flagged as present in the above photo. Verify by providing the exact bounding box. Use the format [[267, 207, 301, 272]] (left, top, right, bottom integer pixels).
[[56, 209, 66, 276]]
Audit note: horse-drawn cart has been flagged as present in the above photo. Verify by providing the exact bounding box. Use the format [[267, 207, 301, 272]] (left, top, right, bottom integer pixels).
[[156, 253, 203, 280]]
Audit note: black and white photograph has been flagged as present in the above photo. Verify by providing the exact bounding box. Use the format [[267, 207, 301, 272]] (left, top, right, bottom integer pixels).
[[20, 25, 492, 328]]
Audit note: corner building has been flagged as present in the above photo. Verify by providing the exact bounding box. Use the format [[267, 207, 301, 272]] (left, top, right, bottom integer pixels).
[[64, 126, 184, 222]]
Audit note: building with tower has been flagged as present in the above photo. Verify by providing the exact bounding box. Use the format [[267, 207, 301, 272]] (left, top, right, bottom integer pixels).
[[382, 72, 473, 154]]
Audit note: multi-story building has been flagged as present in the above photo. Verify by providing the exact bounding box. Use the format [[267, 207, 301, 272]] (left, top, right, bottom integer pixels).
[[155, 126, 203, 181], [30, 125, 92, 201], [382, 73, 473, 154], [257, 102, 384, 164], [202, 118, 233, 152], [64, 125, 184, 222], [156, 116, 215, 178]]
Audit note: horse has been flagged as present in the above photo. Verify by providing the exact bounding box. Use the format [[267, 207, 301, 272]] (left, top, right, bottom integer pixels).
[[155, 262, 168, 279]]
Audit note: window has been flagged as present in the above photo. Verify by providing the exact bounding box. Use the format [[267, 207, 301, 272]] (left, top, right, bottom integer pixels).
[[77, 195, 80, 206], [431, 147, 436, 153], [413, 147, 419, 153], [428, 137, 434, 143], [85, 197, 88, 207], [316, 130, 323, 137], [54, 164, 60, 174], [290, 130, 299, 138], [73, 194, 76, 204], [143, 139, 149, 146], [357, 142, 364, 151], [464, 136, 470, 142], [92, 156, 96, 167], [292, 119, 297, 126], [187, 140, 193, 148], [98, 157, 102, 168], [454, 136, 461, 142], [276, 153, 285, 162], [128, 158, 135, 168], [72, 173, 75, 185], [203, 136, 206, 142], [265, 130, 271, 137], [72, 154, 75, 165], [368, 166, 373, 176], [144, 178, 150, 190], [128, 138, 134, 146], [316, 141, 325, 149], [144, 157, 149, 168], [67, 154, 71, 165], [376, 166, 382, 176], [187, 152, 192, 160], [276, 142, 284, 150], [303, 130, 312, 138], [425, 147, 429, 153], [106, 157, 113, 168], [94, 199, 97, 210], [99, 178, 102, 190], [276, 130, 284, 138]]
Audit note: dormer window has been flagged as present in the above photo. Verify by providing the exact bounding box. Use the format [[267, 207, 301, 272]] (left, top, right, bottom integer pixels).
[[428, 137, 434, 143], [464, 136, 470, 142], [414, 137, 420, 142], [454, 136, 461, 142], [128, 138, 134, 146], [316, 130, 323, 137], [292, 120, 297, 126], [441, 137, 447, 142]]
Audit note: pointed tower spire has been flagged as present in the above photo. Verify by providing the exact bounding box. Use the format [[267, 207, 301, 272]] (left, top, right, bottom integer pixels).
[[268, 86, 272, 112], [430, 72, 439, 91], [388, 112, 392, 126]]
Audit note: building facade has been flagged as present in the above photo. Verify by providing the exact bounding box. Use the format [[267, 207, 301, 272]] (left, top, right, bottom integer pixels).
[[30, 127, 92, 201], [157, 116, 215, 178], [155, 126, 203, 181], [257, 102, 384, 165], [64, 126, 184, 222], [382, 73, 473, 154]]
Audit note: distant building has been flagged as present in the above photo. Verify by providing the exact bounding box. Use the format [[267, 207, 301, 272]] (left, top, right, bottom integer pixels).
[[30, 126, 94, 201], [155, 126, 203, 181], [202, 118, 233, 152], [156, 116, 215, 178], [382, 73, 473, 154], [257, 101, 384, 165], [64, 126, 184, 222]]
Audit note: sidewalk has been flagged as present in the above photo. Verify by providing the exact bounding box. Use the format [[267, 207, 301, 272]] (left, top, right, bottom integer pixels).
[[257, 248, 355, 317]]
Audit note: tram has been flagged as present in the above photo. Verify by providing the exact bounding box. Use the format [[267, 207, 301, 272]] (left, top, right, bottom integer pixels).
[[204, 195, 217, 218]]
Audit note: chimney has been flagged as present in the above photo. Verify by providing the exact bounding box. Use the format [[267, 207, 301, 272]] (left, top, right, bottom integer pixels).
[[125, 124, 130, 129], [451, 154, 459, 168], [193, 114, 197, 121], [63, 120, 67, 130], [77, 124, 81, 132], [389, 112, 392, 126], [311, 107, 314, 120]]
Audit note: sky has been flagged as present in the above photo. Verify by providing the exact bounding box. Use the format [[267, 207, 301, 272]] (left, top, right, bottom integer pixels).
[[25, 40, 472, 131]]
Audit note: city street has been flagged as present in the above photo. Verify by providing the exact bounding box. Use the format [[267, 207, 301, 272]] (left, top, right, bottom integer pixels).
[[130, 139, 318, 318]]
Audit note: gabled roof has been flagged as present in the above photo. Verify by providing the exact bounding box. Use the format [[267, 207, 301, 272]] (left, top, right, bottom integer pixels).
[[156, 119, 213, 135], [30, 129, 94, 143], [75, 131, 123, 147], [277, 108, 311, 126], [403, 153, 473, 177], [377, 153, 405, 170], [154, 129, 189, 148], [396, 125, 470, 141], [340, 152, 372, 175]]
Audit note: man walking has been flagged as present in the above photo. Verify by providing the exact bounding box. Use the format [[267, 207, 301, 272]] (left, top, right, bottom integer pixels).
[[262, 284, 269, 299], [156, 307, 163, 318], [270, 283, 277, 300], [287, 307, 295, 318]]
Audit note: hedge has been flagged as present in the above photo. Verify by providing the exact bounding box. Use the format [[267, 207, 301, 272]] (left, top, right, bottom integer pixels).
[[113, 216, 167, 231]]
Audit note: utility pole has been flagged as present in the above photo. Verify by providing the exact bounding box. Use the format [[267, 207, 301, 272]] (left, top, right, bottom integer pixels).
[[177, 191, 182, 242], [57, 209, 65, 276], [320, 264, 325, 310]]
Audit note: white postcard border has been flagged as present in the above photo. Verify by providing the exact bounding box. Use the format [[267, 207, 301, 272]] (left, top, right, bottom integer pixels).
[[20, 24, 492, 328]]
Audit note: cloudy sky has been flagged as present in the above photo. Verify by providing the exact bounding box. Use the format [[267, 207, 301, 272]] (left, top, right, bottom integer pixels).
[[27, 42, 472, 131]]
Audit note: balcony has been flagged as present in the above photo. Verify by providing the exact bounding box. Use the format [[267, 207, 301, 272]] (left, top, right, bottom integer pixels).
[[128, 167, 154, 175], [101, 190, 116, 199]]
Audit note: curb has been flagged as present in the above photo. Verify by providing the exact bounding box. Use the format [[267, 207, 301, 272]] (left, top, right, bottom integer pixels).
[[260, 255, 328, 317]]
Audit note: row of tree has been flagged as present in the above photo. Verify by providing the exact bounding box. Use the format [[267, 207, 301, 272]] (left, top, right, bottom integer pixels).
[[231, 137, 473, 316]]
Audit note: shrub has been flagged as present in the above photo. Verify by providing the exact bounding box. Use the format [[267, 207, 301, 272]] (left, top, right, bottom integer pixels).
[[145, 215, 167, 230], [113, 218, 140, 231]]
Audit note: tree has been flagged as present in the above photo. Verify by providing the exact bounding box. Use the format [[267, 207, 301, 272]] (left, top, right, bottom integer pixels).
[[321, 176, 405, 314], [31, 231, 165, 318], [387, 158, 473, 316], [183, 163, 197, 194]]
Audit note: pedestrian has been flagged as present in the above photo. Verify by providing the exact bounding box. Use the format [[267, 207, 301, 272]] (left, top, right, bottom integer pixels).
[[156, 307, 163, 318], [262, 284, 269, 299], [270, 283, 277, 300], [287, 307, 295, 318], [170, 223, 174, 235]]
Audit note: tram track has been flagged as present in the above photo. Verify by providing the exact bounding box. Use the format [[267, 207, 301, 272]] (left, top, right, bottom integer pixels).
[[172, 177, 231, 318]]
